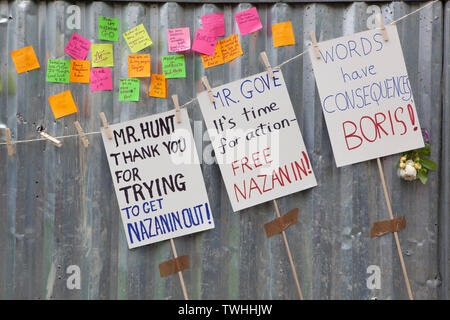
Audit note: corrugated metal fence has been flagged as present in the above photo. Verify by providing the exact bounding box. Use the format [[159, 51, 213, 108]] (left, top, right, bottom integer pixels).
[[0, 1, 448, 300]]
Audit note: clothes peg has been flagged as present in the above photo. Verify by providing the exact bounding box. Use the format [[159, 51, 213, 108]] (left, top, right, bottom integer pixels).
[[99, 112, 112, 140], [74, 121, 89, 148], [4, 128, 14, 156], [260, 51, 274, 78], [201, 76, 215, 103], [172, 94, 181, 124], [310, 30, 321, 59], [40, 131, 62, 147], [377, 13, 389, 41]]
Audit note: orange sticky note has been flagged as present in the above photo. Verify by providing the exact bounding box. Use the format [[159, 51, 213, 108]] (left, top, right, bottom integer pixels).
[[10, 46, 40, 74], [219, 34, 243, 63], [272, 22, 295, 47], [148, 74, 167, 98], [70, 60, 90, 83], [48, 90, 78, 119], [128, 54, 151, 78], [201, 41, 224, 69]]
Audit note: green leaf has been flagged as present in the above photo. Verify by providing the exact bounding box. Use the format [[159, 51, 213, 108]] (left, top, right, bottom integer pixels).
[[419, 158, 438, 170], [417, 170, 428, 184]]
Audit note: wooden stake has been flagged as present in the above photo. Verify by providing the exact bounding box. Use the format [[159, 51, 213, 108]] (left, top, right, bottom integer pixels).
[[273, 199, 304, 300], [170, 238, 189, 300], [376, 158, 413, 300]]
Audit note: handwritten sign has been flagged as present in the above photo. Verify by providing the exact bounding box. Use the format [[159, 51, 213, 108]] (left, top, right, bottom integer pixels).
[[201, 13, 225, 37], [99, 16, 119, 42], [197, 70, 317, 212], [123, 24, 153, 53], [272, 21, 295, 48], [219, 34, 243, 63], [101, 109, 215, 248], [48, 90, 78, 119], [309, 25, 424, 167], [234, 7, 263, 36], [70, 60, 90, 83], [119, 78, 140, 102], [128, 54, 151, 78], [46, 59, 70, 83], [10, 46, 40, 74], [64, 33, 91, 60], [192, 29, 217, 56], [148, 74, 167, 98], [200, 41, 224, 69], [167, 28, 191, 52], [92, 44, 114, 68], [90, 67, 113, 91], [162, 55, 186, 79]]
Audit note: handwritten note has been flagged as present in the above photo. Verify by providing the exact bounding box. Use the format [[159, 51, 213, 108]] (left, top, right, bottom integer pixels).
[[272, 21, 295, 47], [128, 54, 151, 78], [48, 90, 78, 119], [201, 41, 224, 69], [148, 74, 167, 98], [46, 59, 70, 83], [99, 16, 119, 42], [235, 7, 262, 36], [119, 78, 140, 102], [92, 44, 114, 67], [220, 34, 243, 63], [167, 28, 191, 52], [90, 67, 113, 91], [123, 24, 153, 53], [162, 55, 186, 79], [64, 33, 91, 60], [201, 13, 225, 37], [10, 46, 40, 74], [70, 60, 90, 83], [192, 29, 217, 56]]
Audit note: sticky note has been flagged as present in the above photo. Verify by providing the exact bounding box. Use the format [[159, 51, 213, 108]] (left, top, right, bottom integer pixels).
[[99, 16, 119, 42], [219, 34, 243, 63], [91, 44, 114, 67], [201, 13, 225, 37], [64, 33, 91, 60], [48, 90, 78, 119], [162, 55, 186, 79], [46, 59, 70, 83], [192, 29, 217, 56], [272, 22, 295, 47], [10, 46, 40, 74], [167, 28, 191, 52], [128, 54, 151, 78], [119, 78, 140, 102], [70, 60, 90, 83], [148, 74, 167, 98], [123, 24, 153, 53], [235, 7, 263, 36], [90, 67, 113, 91], [201, 41, 224, 69]]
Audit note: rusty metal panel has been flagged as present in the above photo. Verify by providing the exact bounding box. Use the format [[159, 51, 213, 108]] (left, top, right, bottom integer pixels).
[[0, 1, 447, 300]]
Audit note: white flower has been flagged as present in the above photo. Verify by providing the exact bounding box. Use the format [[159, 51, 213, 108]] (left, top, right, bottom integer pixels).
[[398, 164, 417, 181]]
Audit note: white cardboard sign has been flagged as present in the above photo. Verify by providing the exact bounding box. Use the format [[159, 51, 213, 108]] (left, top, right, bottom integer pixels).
[[101, 109, 214, 249], [198, 70, 317, 212], [309, 25, 424, 167]]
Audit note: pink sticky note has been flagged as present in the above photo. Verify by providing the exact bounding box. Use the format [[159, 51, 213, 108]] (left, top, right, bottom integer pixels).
[[201, 13, 225, 37], [90, 67, 112, 91], [234, 7, 263, 36], [192, 29, 217, 56], [167, 28, 191, 52], [64, 33, 91, 60]]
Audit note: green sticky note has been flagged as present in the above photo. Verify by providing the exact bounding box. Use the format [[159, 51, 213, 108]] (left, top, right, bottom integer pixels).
[[119, 78, 140, 101], [46, 59, 70, 83], [99, 16, 119, 42], [92, 44, 114, 67], [162, 55, 186, 79]]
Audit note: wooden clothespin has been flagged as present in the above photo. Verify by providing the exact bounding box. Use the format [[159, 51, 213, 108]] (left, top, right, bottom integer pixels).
[[74, 121, 89, 148], [260, 51, 274, 78], [377, 13, 389, 41], [99, 112, 112, 140], [172, 94, 181, 124], [40, 131, 62, 147], [310, 31, 321, 59], [201, 76, 215, 103], [4, 128, 15, 156]]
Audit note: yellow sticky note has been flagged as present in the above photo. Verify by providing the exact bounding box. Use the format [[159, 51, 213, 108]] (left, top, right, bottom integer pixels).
[[48, 90, 78, 119], [201, 41, 224, 69], [70, 60, 90, 83], [128, 54, 151, 78], [123, 24, 153, 53], [272, 22, 295, 48], [148, 74, 167, 98], [91, 44, 114, 67], [219, 34, 243, 63], [10, 46, 40, 74]]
